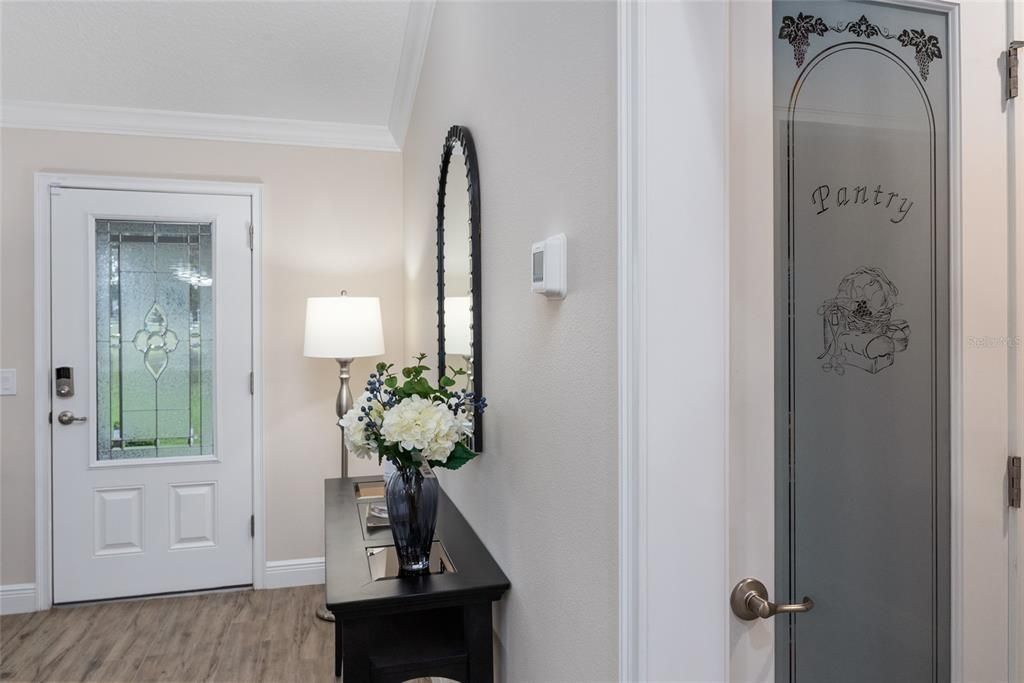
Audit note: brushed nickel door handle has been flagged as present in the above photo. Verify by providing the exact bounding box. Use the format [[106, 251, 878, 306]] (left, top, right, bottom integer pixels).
[[730, 577, 814, 620], [56, 410, 87, 425]]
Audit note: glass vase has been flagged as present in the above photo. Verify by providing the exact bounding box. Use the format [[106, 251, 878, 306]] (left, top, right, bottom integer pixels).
[[385, 464, 439, 575]]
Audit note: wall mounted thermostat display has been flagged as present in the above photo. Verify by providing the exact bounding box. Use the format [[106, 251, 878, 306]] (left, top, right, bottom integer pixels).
[[531, 234, 567, 299]]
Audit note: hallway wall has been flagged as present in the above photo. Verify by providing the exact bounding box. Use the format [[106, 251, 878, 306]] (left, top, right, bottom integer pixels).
[[401, 2, 619, 679], [0, 128, 399, 586]]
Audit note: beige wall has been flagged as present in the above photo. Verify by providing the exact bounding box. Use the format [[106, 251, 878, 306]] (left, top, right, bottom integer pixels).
[[0, 128, 400, 584], [403, 2, 618, 680]]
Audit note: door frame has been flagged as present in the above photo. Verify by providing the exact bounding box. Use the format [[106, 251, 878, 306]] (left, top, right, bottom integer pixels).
[[32, 173, 265, 610], [616, 0, 999, 680], [618, 1, 731, 679]]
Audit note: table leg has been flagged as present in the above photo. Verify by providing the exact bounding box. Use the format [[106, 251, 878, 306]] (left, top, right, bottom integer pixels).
[[334, 616, 343, 678], [463, 602, 494, 683], [340, 617, 371, 683]]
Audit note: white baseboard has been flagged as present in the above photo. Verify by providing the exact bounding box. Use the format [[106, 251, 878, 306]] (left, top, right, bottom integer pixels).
[[263, 557, 325, 589], [3, 564, 324, 610], [3, 561, 323, 610], [1, 583, 37, 615]]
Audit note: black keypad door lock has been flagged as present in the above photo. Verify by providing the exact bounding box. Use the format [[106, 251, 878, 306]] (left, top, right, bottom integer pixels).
[[55, 366, 74, 398]]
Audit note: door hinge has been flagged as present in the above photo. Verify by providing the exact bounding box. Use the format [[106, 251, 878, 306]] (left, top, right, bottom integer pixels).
[[249, 371, 254, 395], [1009, 456, 1021, 508], [247, 222, 254, 250], [250, 514, 255, 538], [1009, 42, 1024, 99]]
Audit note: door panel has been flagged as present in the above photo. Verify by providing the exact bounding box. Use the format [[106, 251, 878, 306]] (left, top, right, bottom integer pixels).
[[729, 1, 1013, 681], [51, 188, 253, 603], [773, 2, 950, 680]]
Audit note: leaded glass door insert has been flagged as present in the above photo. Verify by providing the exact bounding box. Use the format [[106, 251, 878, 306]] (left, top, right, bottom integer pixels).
[[96, 220, 215, 460]]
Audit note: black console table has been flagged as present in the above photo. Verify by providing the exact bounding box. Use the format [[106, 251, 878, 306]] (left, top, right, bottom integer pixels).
[[324, 476, 510, 682]]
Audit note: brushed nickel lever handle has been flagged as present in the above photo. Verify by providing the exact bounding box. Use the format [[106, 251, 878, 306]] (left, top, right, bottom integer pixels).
[[56, 410, 87, 425], [730, 577, 814, 621]]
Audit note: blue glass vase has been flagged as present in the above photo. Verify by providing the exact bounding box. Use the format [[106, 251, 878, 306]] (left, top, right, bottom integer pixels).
[[385, 464, 439, 575]]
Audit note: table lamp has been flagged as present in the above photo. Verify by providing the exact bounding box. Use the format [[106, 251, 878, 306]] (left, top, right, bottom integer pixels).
[[304, 292, 384, 621], [304, 292, 385, 478]]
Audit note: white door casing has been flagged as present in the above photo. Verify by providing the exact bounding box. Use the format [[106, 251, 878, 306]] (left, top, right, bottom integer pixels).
[[48, 184, 255, 603]]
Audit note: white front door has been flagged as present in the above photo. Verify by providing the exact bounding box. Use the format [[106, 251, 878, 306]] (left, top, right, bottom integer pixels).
[[50, 185, 254, 604], [729, 1, 1015, 681]]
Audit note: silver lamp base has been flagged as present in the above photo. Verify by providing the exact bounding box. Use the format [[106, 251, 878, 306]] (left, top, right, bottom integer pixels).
[[315, 357, 353, 623]]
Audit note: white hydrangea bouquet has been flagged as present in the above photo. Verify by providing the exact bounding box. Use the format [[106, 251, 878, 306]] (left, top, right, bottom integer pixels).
[[339, 354, 486, 471]]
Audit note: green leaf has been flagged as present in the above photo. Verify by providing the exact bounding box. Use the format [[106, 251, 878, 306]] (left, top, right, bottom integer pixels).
[[439, 376, 456, 388], [376, 362, 387, 374], [434, 441, 477, 470], [400, 376, 433, 398], [402, 367, 413, 379], [384, 376, 398, 389]]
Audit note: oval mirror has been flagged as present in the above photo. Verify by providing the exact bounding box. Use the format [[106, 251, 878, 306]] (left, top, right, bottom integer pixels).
[[436, 125, 482, 451]]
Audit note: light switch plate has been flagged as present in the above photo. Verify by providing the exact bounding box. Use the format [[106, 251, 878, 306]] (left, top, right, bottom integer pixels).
[[0, 369, 15, 396]]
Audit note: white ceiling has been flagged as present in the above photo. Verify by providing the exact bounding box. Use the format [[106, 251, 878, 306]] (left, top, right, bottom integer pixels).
[[0, 1, 432, 149]]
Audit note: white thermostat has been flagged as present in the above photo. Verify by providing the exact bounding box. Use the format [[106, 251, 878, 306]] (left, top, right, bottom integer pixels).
[[531, 234, 567, 299]]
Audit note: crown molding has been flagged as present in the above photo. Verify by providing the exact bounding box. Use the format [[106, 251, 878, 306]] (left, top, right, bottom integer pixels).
[[387, 0, 435, 148], [1, 99, 399, 152]]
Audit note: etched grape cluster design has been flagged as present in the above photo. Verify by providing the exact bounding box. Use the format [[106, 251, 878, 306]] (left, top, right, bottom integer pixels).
[[778, 12, 828, 67], [778, 13, 941, 81], [897, 28, 943, 81]]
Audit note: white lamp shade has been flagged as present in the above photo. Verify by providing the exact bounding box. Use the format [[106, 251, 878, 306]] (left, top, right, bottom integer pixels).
[[303, 296, 385, 359], [443, 296, 473, 356]]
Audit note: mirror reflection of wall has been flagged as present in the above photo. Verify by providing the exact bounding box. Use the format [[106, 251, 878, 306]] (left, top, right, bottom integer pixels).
[[442, 151, 472, 378]]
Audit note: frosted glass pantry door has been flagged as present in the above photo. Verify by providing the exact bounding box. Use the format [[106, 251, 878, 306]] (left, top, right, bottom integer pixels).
[[51, 187, 253, 603], [728, 1, 1014, 681], [774, 2, 951, 680]]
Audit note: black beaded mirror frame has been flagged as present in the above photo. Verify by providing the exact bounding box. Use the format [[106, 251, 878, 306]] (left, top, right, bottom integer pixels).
[[436, 124, 483, 451]]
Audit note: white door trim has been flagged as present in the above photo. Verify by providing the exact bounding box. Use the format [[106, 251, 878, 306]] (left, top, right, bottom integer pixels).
[[33, 173, 265, 611], [617, 0, 644, 679], [618, 1, 731, 679]]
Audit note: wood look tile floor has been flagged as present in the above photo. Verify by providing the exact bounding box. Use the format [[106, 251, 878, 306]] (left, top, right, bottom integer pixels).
[[0, 585, 405, 683]]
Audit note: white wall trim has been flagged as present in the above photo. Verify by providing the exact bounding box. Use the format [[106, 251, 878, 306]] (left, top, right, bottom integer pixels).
[[250, 184, 267, 591], [0, 584, 38, 615], [619, 2, 734, 679], [387, 0, 435, 149], [617, 0, 644, 680], [263, 557, 325, 589], [33, 173, 266, 610], [33, 174, 52, 612], [4, 100, 399, 152]]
